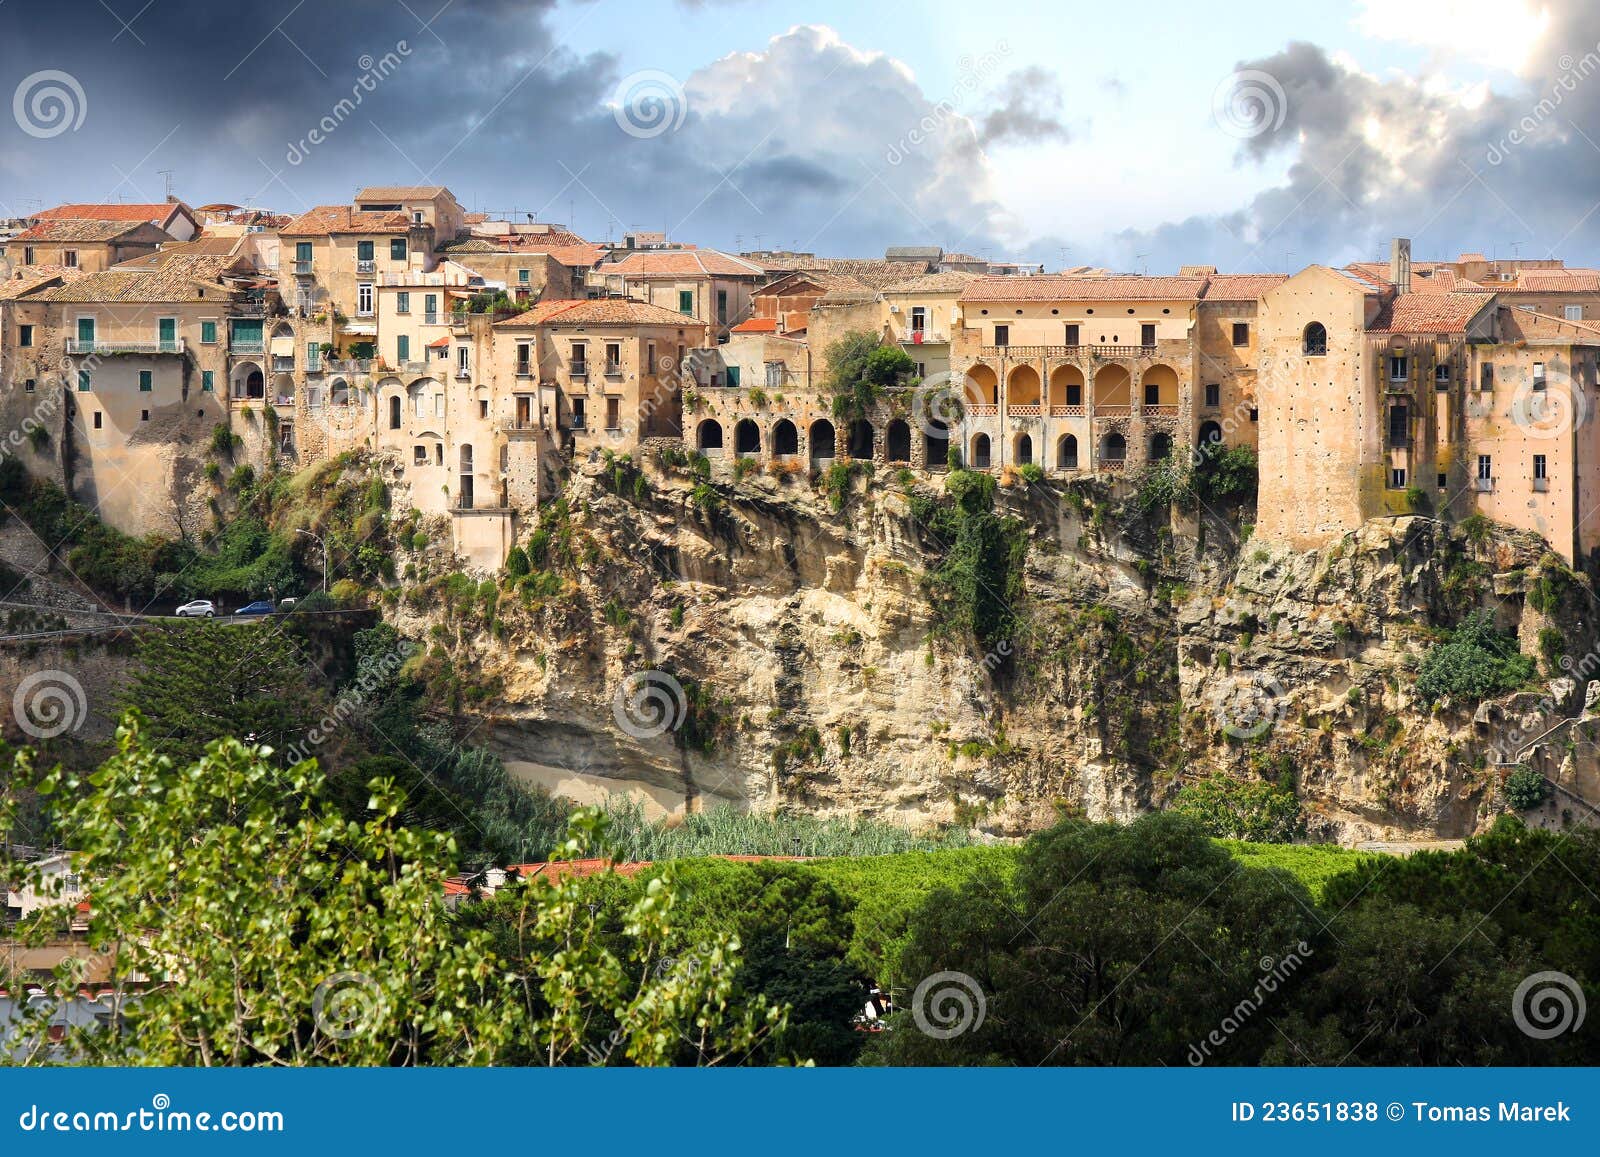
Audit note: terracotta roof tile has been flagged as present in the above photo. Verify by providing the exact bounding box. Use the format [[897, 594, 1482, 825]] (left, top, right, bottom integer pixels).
[[35, 202, 182, 225], [1512, 270, 1600, 293], [730, 316, 779, 333], [961, 274, 1208, 303], [603, 249, 765, 278], [12, 218, 154, 243], [882, 270, 982, 293], [39, 254, 242, 303], [1368, 291, 1494, 334], [355, 185, 451, 201], [280, 205, 410, 236], [496, 298, 704, 327], [1199, 274, 1289, 301]]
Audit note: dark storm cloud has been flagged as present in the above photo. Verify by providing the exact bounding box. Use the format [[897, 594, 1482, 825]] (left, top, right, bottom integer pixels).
[[977, 67, 1069, 147]]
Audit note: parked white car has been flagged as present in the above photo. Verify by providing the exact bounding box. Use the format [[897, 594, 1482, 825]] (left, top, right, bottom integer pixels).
[[174, 600, 216, 618]]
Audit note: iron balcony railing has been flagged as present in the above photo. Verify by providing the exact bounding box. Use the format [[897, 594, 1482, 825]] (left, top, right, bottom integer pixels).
[[66, 338, 186, 355]]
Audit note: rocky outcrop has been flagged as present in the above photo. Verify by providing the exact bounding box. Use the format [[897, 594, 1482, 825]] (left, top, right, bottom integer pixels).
[[396, 452, 1600, 846]]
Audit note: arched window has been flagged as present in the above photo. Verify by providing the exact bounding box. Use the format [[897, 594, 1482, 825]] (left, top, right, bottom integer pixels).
[[808, 419, 835, 461], [1198, 420, 1223, 449], [1101, 431, 1127, 462], [1015, 433, 1033, 465], [697, 419, 724, 452], [1303, 322, 1327, 356], [886, 419, 912, 462], [971, 433, 992, 469], [388, 395, 401, 430], [1150, 432, 1173, 461], [734, 419, 761, 455], [772, 419, 798, 456], [1057, 434, 1078, 469]]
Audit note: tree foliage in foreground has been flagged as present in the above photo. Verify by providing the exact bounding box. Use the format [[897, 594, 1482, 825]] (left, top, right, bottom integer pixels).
[[0, 718, 785, 1066]]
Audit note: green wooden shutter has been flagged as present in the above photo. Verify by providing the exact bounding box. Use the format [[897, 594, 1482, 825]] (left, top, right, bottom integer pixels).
[[200, 320, 217, 344], [201, 371, 214, 392]]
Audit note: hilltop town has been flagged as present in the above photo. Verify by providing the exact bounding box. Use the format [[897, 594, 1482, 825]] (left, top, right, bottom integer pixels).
[[3, 185, 1596, 571]]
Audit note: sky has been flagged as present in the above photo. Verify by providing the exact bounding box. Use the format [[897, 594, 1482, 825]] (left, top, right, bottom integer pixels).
[[0, 0, 1595, 274]]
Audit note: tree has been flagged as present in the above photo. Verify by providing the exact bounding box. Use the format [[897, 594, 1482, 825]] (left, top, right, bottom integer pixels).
[[1172, 774, 1306, 842], [1415, 611, 1535, 703], [1503, 765, 1549, 811], [823, 331, 915, 422], [868, 814, 1323, 1065], [117, 621, 328, 763], [1, 721, 788, 1067]]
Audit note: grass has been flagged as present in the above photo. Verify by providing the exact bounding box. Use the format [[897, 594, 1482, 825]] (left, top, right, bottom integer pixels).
[[1218, 839, 1382, 900]]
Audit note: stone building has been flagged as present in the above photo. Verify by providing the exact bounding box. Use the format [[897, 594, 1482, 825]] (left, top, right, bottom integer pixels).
[[587, 249, 765, 341]]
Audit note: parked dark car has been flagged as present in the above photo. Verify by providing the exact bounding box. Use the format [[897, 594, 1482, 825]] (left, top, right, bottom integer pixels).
[[235, 600, 276, 617]]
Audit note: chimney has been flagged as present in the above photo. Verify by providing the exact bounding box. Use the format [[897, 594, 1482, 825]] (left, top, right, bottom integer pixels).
[[1390, 237, 1412, 294]]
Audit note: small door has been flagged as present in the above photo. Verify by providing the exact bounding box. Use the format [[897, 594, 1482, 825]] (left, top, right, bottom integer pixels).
[[515, 396, 531, 427]]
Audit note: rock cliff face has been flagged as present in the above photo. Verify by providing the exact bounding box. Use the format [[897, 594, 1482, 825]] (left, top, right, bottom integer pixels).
[[392, 454, 1600, 845]]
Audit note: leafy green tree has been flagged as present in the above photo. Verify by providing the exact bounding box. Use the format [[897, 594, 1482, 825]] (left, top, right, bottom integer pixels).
[[869, 814, 1323, 1065], [1415, 611, 1535, 703], [118, 621, 328, 763], [1172, 774, 1307, 842], [824, 331, 915, 421], [1503, 766, 1549, 811]]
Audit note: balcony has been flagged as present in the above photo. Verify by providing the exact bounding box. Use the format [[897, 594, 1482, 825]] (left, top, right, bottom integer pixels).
[[1050, 405, 1086, 417], [66, 338, 186, 356], [977, 343, 1155, 359], [356, 259, 376, 274], [455, 367, 472, 380], [1143, 404, 1180, 416], [605, 362, 623, 377], [570, 366, 589, 381], [515, 363, 533, 378], [1533, 477, 1550, 492], [424, 312, 439, 326], [967, 404, 999, 417], [1476, 476, 1496, 492], [1100, 459, 1127, 472], [293, 260, 314, 276], [1095, 405, 1132, 417], [327, 358, 372, 374], [501, 418, 540, 436], [271, 356, 295, 373], [1007, 404, 1042, 417], [231, 340, 265, 355], [900, 330, 948, 345]]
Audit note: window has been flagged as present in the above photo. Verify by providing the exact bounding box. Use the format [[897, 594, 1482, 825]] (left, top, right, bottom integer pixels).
[[200, 320, 217, 344], [357, 240, 375, 262], [22, 246, 34, 264], [77, 369, 90, 392], [1066, 382, 1082, 406], [357, 283, 374, 315], [434, 393, 444, 418], [1534, 454, 1548, 480], [1480, 363, 1494, 391], [516, 343, 532, 375], [201, 370, 214, 392], [678, 289, 694, 315], [413, 210, 424, 224], [911, 306, 926, 333], [1438, 473, 1447, 488], [1533, 361, 1547, 390], [571, 396, 586, 427], [141, 409, 149, 422], [137, 370, 152, 392], [1144, 381, 1160, 405], [435, 443, 443, 465], [424, 294, 438, 323], [18, 324, 33, 347], [396, 335, 410, 364], [389, 395, 402, 429], [606, 397, 620, 430], [518, 268, 530, 285], [395, 292, 410, 314], [716, 290, 728, 324], [1566, 305, 1583, 321], [307, 341, 321, 370], [1390, 467, 1406, 488], [63, 250, 78, 268], [1302, 321, 1327, 356], [93, 411, 101, 429], [1231, 322, 1249, 347], [1204, 383, 1220, 407], [1435, 363, 1450, 388], [414, 445, 428, 465], [23, 378, 35, 393], [570, 343, 586, 374], [1065, 323, 1080, 346], [1249, 408, 1259, 422], [1387, 404, 1408, 446], [1478, 454, 1493, 479], [766, 362, 783, 389], [1140, 323, 1156, 347], [726, 366, 741, 388], [390, 238, 406, 261], [605, 343, 621, 372], [296, 241, 313, 262], [646, 342, 657, 373], [479, 399, 489, 419], [1389, 353, 1408, 381], [456, 346, 470, 376], [993, 324, 1009, 347]]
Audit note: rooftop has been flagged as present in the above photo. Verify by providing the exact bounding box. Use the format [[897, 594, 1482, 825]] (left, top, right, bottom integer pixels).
[[280, 205, 411, 236], [602, 248, 766, 278], [35, 202, 185, 225], [39, 253, 243, 303], [355, 185, 453, 202], [961, 273, 1209, 302], [496, 297, 706, 328], [1367, 291, 1494, 334], [12, 218, 159, 243]]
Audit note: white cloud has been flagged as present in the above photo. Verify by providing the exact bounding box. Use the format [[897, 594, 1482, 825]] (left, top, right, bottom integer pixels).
[[1353, 0, 1551, 74]]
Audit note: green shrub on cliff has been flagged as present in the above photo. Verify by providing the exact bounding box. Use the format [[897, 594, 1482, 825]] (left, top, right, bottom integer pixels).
[[1414, 611, 1534, 703]]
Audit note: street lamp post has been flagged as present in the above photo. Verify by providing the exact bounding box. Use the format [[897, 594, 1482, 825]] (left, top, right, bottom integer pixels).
[[296, 528, 328, 595]]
